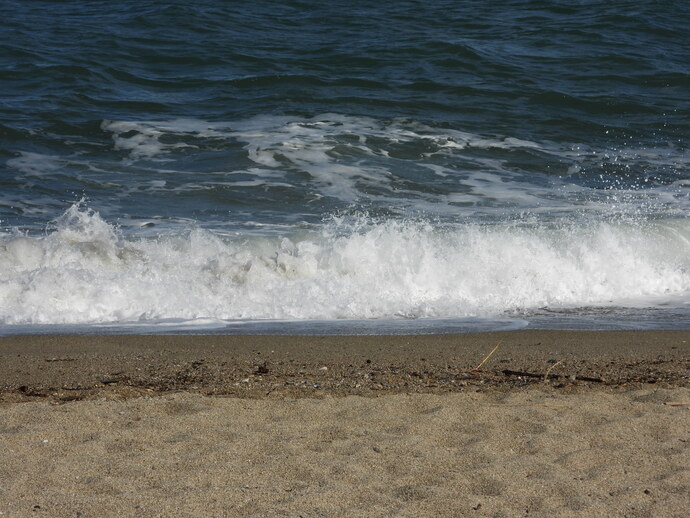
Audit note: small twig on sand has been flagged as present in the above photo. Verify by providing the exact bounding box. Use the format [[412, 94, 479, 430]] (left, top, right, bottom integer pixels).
[[663, 401, 690, 406], [543, 360, 563, 383], [469, 341, 501, 373]]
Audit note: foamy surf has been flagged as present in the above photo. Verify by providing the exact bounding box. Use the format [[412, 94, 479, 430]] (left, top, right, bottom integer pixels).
[[1, 203, 688, 329]]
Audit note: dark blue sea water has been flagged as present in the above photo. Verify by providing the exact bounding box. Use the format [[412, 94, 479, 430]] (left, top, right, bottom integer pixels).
[[1, 0, 689, 334]]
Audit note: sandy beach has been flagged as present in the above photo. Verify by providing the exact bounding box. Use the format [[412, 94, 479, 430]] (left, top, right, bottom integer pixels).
[[1, 330, 688, 517]]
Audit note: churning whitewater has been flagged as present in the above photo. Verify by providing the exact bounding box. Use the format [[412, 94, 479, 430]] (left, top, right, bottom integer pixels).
[[1, 203, 688, 326]]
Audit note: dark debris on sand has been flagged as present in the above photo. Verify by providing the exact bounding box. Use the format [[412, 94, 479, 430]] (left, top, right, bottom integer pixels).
[[1, 331, 688, 403]]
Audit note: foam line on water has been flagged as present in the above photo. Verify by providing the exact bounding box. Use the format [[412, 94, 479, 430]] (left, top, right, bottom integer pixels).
[[94, 115, 690, 217]]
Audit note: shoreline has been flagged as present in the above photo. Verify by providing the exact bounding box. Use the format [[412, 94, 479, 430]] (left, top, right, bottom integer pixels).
[[2, 330, 687, 403]]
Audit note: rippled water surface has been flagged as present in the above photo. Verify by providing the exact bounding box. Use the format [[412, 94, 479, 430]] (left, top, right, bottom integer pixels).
[[1, 1, 689, 333]]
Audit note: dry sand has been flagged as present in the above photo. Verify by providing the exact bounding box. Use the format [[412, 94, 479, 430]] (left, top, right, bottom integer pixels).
[[1, 330, 689, 517]]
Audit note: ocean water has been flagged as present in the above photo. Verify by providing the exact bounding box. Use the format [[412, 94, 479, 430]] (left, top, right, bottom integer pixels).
[[1, 0, 689, 335]]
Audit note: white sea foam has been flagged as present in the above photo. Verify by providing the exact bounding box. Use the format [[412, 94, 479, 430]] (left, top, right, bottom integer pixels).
[[101, 120, 198, 160], [1, 203, 688, 326], [5, 115, 687, 327], [97, 115, 689, 219], [6, 152, 64, 177]]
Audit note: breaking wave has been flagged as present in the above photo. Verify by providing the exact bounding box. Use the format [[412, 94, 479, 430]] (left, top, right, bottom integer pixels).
[[1, 203, 688, 326]]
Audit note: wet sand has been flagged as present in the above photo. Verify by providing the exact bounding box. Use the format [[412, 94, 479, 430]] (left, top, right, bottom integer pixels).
[[1, 330, 689, 516]]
